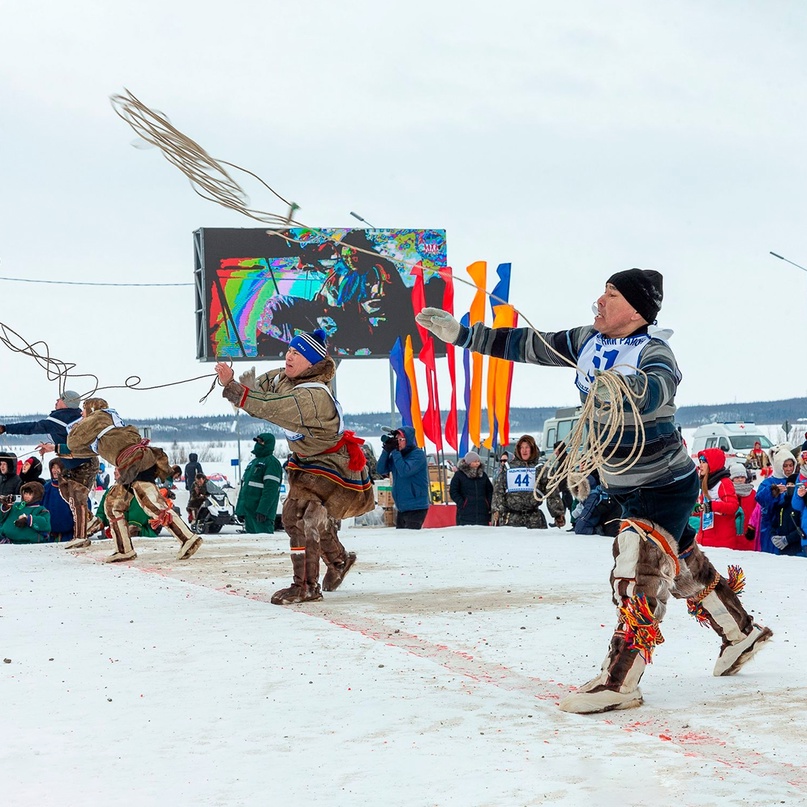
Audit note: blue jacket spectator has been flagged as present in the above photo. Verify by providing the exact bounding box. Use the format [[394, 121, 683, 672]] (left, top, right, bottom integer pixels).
[[756, 447, 799, 555], [377, 426, 430, 529], [42, 459, 76, 542]]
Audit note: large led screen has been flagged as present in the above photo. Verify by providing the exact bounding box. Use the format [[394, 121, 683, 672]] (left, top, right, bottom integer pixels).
[[194, 228, 447, 360]]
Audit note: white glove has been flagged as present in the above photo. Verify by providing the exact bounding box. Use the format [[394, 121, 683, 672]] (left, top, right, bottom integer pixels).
[[415, 307, 461, 344], [591, 370, 612, 405], [771, 534, 789, 551]]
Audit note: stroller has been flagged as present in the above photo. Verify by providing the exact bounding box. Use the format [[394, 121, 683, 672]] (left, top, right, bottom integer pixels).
[[191, 481, 242, 534]]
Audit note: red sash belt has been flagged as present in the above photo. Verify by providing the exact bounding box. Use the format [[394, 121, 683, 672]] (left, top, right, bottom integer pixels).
[[299, 431, 367, 472]]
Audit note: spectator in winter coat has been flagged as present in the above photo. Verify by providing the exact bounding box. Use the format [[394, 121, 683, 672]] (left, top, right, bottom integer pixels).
[[729, 463, 757, 551], [782, 452, 807, 558], [450, 451, 493, 526], [377, 426, 430, 529], [694, 448, 741, 551], [184, 453, 203, 491], [570, 471, 621, 537], [42, 458, 77, 542], [19, 456, 46, 486], [0, 456, 21, 497], [491, 434, 564, 529], [0, 482, 51, 544], [236, 433, 283, 534], [187, 474, 209, 523], [756, 447, 799, 555]]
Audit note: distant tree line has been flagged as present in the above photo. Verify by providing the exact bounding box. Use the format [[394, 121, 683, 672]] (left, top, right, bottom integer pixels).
[[4, 399, 807, 443]]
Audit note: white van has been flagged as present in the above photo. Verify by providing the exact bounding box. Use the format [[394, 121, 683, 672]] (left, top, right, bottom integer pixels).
[[541, 407, 584, 454], [689, 423, 772, 465]]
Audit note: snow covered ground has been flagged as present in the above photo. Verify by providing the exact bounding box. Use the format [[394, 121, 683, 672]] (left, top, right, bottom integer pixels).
[[2, 503, 805, 806]]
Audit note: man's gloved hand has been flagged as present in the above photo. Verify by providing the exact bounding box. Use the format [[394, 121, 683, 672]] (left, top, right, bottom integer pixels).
[[415, 308, 461, 344], [381, 431, 398, 452], [256, 512, 267, 523], [239, 366, 257, 389], [771, 534, 789, 551], [591, 370, 613, 406], [745, 525, 756, 542]]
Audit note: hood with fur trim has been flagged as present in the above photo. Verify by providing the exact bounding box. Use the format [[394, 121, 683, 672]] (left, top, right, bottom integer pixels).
[[772, 447, 798, 478]]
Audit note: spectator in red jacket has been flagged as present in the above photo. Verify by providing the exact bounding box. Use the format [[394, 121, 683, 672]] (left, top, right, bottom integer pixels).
[[695, 448, 740, 550], [729, 463, 757, 551]]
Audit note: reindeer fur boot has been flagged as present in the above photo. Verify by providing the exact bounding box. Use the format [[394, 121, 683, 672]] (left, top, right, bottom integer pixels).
[[271, 546, 323, 605]]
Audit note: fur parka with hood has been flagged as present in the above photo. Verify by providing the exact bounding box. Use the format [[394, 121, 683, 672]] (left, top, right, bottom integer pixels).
[[222, 357, 374, 520], [450, 458, 493, 526]]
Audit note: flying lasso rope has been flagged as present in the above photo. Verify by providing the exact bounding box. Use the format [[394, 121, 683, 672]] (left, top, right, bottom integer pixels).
[[108, 88, 650, 489], [0, 320, 219, 404]]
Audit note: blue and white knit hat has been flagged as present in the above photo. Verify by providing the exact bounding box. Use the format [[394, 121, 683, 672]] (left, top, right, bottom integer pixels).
[[289, 329, 328, 365]]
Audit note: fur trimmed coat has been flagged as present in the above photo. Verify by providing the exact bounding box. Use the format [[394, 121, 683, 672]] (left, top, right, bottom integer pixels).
[[222, 357, 374, 520], [450, 460, 493, 526]]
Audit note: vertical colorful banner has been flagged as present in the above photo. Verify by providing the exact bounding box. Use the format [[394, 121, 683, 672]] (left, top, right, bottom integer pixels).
[[466, 261, 487, 450], [389, 337, 413, 428], [411, 262, 443, 450], [485, 263, 514, 449], [403, 336, 425, 446], [442, 267, 458, 451], [459, 313, 471, 458]]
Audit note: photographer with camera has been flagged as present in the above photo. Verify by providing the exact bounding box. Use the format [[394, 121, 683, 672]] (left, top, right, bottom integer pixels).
[[377, 426, 431, 529]]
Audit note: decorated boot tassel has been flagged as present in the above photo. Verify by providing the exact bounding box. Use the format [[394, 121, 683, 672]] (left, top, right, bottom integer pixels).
[[149, 509, 175, 530], [686, 569, 720, 627], [619, 594, 664, 664], [727, 564, 746, 595]]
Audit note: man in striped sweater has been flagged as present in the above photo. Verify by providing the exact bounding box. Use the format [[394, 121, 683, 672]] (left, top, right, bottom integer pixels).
[[417, 268, 772, 714]]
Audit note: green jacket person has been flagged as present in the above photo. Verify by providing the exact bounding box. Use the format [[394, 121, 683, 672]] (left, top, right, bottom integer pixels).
[[236, 433, 283, 534]]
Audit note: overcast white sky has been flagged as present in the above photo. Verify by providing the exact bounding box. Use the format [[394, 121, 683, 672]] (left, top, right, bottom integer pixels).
[[2, 1, 807, 423]]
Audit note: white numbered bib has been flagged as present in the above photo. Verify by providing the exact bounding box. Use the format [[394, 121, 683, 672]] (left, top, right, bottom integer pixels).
[[575, 333, 651, 395], [506, 467, 535, 493]]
